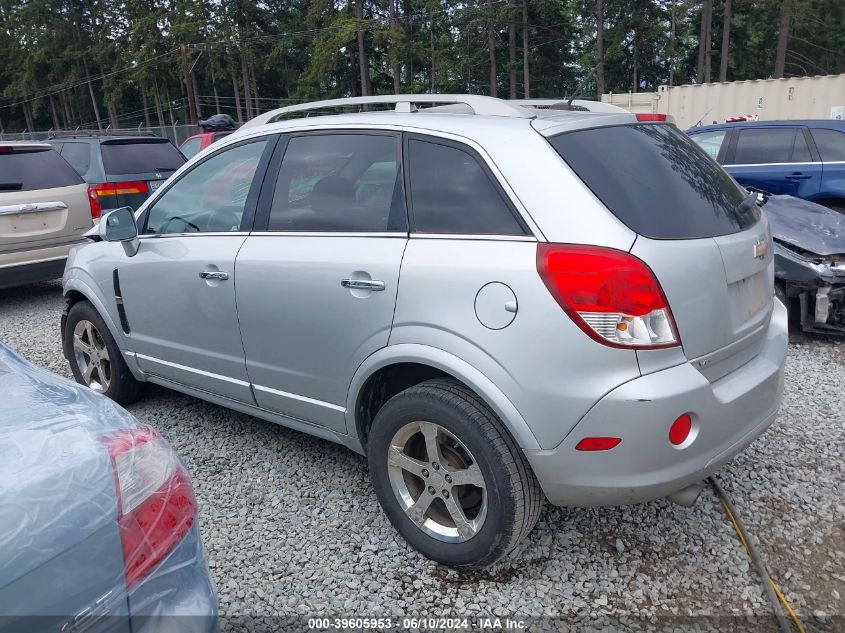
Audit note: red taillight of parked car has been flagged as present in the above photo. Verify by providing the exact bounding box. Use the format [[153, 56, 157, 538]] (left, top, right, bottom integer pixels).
[[94, 181, 150, 198], [536, 244, 680, 349], [101, 425, 196, 588], [87, 186, 102, 220]]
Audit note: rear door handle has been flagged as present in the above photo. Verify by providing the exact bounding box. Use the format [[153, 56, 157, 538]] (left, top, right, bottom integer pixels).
[[199, 270, 229, 281], [785, 172, 812, 180], [341, 278, 385, 291]]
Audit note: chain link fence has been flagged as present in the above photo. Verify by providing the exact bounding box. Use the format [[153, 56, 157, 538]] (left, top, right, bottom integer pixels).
[[0, 124, 200, 146]]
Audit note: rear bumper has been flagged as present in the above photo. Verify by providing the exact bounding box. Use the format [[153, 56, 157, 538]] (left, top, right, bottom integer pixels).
[[0, 239, 88, 289], [127, 523, 218, 633], [526, 298, 788, 507]]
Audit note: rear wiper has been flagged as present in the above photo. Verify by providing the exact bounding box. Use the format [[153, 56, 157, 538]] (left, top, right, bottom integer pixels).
[[739, 191, 762, 212], [154, 167, 177, 171]]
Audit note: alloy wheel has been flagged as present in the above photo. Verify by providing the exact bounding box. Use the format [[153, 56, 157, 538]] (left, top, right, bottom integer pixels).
[[72, 320, 112, 393]]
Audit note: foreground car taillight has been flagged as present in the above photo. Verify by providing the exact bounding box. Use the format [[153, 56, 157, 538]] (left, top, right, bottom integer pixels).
[[101, 425, 196, 588], [537, 244, 680, 349], [87, 186, 102, 220]]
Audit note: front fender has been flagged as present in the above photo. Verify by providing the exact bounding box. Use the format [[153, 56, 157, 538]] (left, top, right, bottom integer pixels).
[[345, 343, 541, 451]]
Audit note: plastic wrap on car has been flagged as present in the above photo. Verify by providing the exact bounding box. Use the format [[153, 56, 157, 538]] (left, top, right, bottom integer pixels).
[[0, 342, 217, 632]]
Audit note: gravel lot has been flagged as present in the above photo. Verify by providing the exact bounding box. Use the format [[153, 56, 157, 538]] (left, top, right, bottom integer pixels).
[[2, 280, 843, 631]]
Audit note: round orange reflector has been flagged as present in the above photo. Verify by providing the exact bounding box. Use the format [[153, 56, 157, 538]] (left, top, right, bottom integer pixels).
[[669, 414, 693, 446]]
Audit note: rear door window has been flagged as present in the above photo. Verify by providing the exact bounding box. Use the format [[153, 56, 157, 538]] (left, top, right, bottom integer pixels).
[[60, 142, 91, 176], [810, 129, 845, 161], [549, 123, 756, 239], [0, 147, 83, 192], [179, 137, 202, 160], [732, 128, 799, 164], [267, 133, 406, 232], [101, 139, 185, 175], [689, 130, 728, 162], [406, 138, 528, 235]]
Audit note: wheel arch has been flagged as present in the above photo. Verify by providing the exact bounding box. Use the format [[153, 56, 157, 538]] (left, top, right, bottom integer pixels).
[[62, 278, 130, 368], [346, 344, 541, 453]]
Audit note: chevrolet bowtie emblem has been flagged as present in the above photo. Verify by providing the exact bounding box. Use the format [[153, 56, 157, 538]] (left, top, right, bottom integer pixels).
[[753, 239, 768, 259]]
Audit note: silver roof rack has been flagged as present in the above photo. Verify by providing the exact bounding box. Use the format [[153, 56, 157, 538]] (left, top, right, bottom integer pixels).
[[240, 94, 535, 129], [514, 99, 628, 113]]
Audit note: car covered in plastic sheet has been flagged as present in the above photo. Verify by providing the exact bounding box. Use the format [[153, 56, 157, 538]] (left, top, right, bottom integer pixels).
[[0, 342, 217, 633], [761, 193, 845, 335]]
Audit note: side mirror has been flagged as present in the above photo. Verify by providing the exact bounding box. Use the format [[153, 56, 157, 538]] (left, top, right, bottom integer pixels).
[[99, 207, 140, 257]]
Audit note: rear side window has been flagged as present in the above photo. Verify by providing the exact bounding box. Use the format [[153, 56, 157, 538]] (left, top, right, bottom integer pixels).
[[732, 128, 802, 164], [101, 139, 185, 175], [179, 137, 202, 160], [811, 129, 845, 161], [407, 138, 527, 235], [549, 124, 756, 239], [60, 142, 91, 176], [0, 147, 83, 192]]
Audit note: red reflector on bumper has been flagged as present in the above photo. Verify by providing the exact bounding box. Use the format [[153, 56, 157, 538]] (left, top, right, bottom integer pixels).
[[669, 414, 693, 446], [575, 437, 621, 451]]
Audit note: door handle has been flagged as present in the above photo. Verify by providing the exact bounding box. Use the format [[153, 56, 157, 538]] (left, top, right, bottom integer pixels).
[[341, 278, 385, 291], [199, 270, 229, 281], [785, 173, 812, 180]]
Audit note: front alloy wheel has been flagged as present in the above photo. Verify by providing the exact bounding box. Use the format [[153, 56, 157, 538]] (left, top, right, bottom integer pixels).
[[72, 319, 112, 392]]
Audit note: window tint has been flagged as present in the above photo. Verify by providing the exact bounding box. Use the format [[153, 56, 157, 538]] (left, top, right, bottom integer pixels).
[[101, 139, 185, 175], [268, 134, 405, 232], [407, 139, 526, 235], [811, 129, 845, 161], [690, 130, 727, 161], [0, 147, 83, 192], [733, 128, 797, 164], [549, 124, 757, 240], [60, 142, 91, 176], [179, 137, 202, 160], [144, 140, 267, 234], [792, 130, 813, 162]]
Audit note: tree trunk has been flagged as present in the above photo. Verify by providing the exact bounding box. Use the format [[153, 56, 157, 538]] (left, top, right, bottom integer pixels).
[[180, 44, 196, 123], [669, 1, 677, 87], [153, 78, 166, 128], [703, 0, 713, 82], [232, 72, 243, 123], [107, 101, 119, 130], [632, 37, 638, 93], [356, 0, 372, 96], [192, 73, 202, 120], [48, 94, 61, 130], [522, 0, 530, 98], [719, 0, 732, 81], [83, 59, 102, 130], [240, 52, 253, 119], [211, 68, 221, 112], [61, 90, 73, 128], [487, 0, 497, 97], [774, 0, 792, 78], [141, 85, 151, 127], [249, 55, 260, 115], [696, 0, 707, 83], [389, 0, 401, 92], [22, 101, 35, 132], [596, 0, 605, 98], [508, 13, 517, 99], [430, 18, 436, 92]]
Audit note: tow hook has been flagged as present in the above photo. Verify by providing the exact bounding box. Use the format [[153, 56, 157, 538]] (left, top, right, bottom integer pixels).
[[666, 481, 707, 507]]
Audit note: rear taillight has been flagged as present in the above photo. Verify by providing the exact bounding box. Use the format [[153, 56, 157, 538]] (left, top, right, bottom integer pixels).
[[94, 181, 150, 197], [635, 113, 667, 122], [537, 244, 680, 349], [87, 186, 102, 220], [101, 425, 196, 588]]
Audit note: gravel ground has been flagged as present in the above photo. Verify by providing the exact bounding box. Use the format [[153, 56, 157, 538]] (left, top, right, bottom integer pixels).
[[1, 280, 843, 631]]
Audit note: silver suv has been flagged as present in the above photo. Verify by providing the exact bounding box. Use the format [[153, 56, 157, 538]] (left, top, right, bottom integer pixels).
[[61, 96, 788, 568]]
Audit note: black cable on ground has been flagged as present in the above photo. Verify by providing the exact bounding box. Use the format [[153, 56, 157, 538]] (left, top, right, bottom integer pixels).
[[708, 475, 805, 633]]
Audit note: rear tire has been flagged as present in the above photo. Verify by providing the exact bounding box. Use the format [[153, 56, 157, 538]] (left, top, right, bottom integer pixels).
[[63, 300, 144, 405], [367, 378, 543, 568]]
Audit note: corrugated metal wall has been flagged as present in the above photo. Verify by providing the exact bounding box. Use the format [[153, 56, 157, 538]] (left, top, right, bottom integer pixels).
[[602, 74, 845, 131]]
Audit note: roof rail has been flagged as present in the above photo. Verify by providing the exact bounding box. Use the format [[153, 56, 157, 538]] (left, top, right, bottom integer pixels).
[[514, 99, 628, 114], [47, 129, 161, 139], [240, 94, 535, 129]]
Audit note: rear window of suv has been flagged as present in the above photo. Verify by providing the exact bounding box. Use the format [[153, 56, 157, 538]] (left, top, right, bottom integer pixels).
[[549, 123, 758, 239], [100, 139, 185, 175], [0, 147, 83, 192]]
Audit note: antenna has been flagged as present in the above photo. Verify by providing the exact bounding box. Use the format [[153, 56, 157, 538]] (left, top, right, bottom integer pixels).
[[565, 65, 600, 109]]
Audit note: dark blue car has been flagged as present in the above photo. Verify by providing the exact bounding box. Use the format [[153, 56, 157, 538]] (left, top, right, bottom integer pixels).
[[687, 120, 845, 213]]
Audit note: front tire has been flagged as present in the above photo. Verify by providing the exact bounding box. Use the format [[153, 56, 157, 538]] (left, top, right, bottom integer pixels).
[[63, 300, 144, 405], [367, 378, 543, 568]]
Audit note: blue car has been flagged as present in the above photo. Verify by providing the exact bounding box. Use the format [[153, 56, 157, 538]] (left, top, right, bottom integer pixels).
[[687, 120, 845, 213], [0, 342, 217, 633]]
